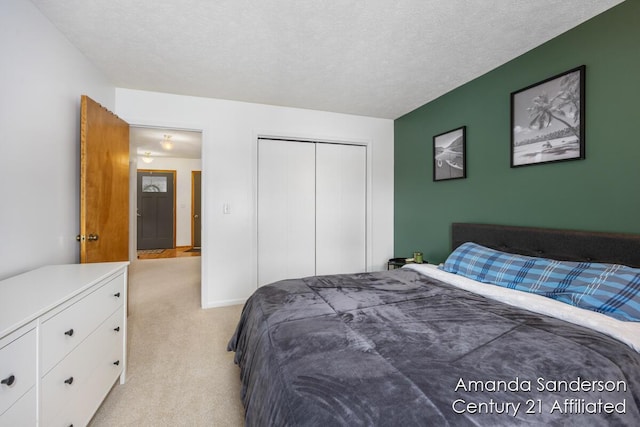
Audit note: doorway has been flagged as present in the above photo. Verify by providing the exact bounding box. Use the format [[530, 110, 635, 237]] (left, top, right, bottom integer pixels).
[[129, 127, 203, 260]]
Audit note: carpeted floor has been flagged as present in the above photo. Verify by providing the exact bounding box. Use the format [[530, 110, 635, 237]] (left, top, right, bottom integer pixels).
[[89, 257, 245, 426]]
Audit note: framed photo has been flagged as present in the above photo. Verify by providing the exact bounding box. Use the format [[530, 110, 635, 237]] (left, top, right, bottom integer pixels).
[[511, 65, 585, 167], [433, 126, 466, 181]]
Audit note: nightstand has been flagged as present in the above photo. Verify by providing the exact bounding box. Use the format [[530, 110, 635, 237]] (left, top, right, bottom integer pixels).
[[387, 257, 427, 270], [387, 258, 407, 269]]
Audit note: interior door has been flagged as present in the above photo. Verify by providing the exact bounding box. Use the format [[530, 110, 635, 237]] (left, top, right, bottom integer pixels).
[[137, 170, 175, 250], [192, 171, 202, 249], [257, 139, 316, 287], [79, 95, 129, 263], [315, 143, 367, 275]]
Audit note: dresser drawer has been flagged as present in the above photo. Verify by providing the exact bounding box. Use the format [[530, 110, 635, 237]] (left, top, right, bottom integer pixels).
[[0, 328, 36, 415], [0, 386, 36, 426], [41, 307, 124, 426], [50, 347, 124, 427], [41, 273, 124, 375]]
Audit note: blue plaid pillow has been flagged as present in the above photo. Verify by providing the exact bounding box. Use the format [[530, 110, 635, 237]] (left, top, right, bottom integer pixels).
[[440, 242, 640, 322]]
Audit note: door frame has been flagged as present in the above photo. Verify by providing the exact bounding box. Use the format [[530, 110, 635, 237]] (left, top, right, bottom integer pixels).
[[128, 122, 206, 307], [191, 170, 202, 249], [136, 169, 177, 250]]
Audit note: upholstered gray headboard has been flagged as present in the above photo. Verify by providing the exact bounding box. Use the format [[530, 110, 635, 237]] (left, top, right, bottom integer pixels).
[[452, 223, 640, 268]]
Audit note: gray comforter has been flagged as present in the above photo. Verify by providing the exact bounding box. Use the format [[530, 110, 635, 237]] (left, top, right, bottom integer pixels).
[[228, 269, 640, 426]]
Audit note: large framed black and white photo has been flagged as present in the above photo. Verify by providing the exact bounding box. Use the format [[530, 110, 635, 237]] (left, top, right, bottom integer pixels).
[[511, 65, 585, 167], [433, 126, 466, 181]]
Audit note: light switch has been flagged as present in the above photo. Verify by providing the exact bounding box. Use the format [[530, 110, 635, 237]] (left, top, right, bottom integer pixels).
[[223, 203, 231, 214]]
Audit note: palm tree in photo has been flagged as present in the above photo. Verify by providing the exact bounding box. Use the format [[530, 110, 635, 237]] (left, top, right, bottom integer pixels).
[[527, 71, 581, 139], [555, 72, 581, 124]]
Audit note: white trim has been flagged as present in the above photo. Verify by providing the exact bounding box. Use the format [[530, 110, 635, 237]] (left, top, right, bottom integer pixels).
[[202, 298, 247, 309]]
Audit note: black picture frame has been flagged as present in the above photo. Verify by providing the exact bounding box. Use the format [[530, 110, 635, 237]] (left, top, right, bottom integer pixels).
[[433, 126, 466, 181], [511, 65, 585, 167]]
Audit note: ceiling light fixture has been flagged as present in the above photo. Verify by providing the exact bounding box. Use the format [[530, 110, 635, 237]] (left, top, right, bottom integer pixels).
[[141, 152, 153, 164], [160, 134, 174, 150]]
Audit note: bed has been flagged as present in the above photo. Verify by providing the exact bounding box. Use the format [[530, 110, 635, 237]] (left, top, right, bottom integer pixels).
[[228, 223, 640, 426]]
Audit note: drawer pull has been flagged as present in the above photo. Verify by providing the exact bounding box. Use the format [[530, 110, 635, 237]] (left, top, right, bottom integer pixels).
[[113, 292, 121, 298], [64, 376, 74, 385], [1, 375, 15, 387], [113, 360, 120, 366], [114, 326, 121, 332], [64, 328, 75, 336]]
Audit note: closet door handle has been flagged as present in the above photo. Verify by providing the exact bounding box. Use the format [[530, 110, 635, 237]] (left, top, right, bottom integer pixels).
[[64, 377, 74, 385], [113, 292, 121, 298], [1, 375, 15, 387], [113, 360, 120, 366], [64, 328, 74, 336], [114, 326, 120, 332]]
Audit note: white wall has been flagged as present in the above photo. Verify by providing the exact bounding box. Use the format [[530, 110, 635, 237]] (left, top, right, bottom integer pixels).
[[0, 0, 115, 280], [134, 156, 202, 247], [115, 89, 394, 308]]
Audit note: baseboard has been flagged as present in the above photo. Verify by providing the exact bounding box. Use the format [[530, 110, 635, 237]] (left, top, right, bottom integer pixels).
[[202, 298, 247, 309]]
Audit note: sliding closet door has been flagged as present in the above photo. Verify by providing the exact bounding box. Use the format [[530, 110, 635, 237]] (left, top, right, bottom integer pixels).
[[315, 143, 366, 275], [258, 139, 316, 286]]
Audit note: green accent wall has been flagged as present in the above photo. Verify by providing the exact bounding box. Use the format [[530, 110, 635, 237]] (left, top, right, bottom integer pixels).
[[394, 0, 640, 264]]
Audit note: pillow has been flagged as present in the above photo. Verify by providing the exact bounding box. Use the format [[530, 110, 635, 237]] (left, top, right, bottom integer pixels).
[[440, 242, 640, 322]]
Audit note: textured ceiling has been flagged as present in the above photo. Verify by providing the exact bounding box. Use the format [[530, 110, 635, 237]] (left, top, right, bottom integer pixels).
[[130, 127, 202, 159], [32, 0, 624, 119]]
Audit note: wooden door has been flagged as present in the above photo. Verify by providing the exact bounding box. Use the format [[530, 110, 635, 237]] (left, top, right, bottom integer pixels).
[[136, 170, 176, 250], [192, 171, 202, 248], [80, 95, 130, 263]]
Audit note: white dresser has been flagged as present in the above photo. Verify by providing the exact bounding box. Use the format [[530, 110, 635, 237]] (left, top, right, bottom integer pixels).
[[0, 262, 128, 426]]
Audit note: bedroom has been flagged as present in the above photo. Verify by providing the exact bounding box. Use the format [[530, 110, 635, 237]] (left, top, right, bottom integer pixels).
[[1, 0, 639, 425]]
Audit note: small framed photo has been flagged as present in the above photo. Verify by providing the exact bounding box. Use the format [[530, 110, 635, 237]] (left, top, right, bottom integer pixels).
[[433, 126, 466, 181], [511, 65, 585, 167]]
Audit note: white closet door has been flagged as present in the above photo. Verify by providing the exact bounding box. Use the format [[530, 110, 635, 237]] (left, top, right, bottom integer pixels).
[[258, 139, 316, 287], [315, 143, 366, 275]]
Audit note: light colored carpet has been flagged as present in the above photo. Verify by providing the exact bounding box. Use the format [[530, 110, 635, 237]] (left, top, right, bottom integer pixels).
[[89, 257, 245, 426]]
